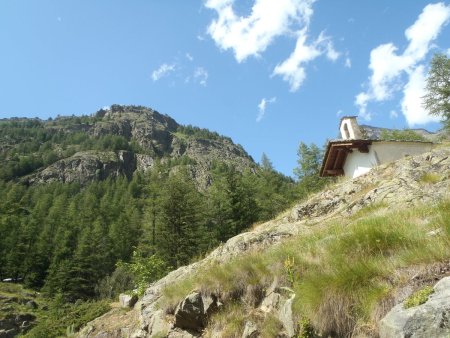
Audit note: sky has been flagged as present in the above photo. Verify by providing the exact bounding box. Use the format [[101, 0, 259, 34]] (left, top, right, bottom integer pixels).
[[1, 1, 449, 176]]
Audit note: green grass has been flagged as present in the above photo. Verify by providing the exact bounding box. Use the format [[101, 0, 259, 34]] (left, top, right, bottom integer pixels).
[[419, 172, 442, 184], [403, 286, 434, 309], [159, 200, 450, 337]]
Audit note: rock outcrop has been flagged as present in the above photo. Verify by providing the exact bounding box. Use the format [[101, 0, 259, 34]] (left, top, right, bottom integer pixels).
[[0, 294, 37, 337], [14, 105, 255, 187], [379, 276, 450, 338], [77, 147, 450, 337], [26, 150, 136, 185]]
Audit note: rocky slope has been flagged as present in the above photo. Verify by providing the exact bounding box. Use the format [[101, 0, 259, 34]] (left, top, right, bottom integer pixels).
[[1, 105, 255, 188], [78, 145, 450, 337], [0, 283, 39, 337]]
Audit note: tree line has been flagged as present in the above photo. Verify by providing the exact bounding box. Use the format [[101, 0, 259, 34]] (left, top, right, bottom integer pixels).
[[0, 144, 326, 302]]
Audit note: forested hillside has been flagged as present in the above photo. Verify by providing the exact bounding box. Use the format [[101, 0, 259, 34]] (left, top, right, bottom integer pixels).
[[0, 105, 325, 326]]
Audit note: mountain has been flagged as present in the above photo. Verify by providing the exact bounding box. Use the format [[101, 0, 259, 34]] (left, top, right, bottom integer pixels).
[[77, 144, 450, 338], [0, 104, 255, 188], [0, 104, 300, 337]]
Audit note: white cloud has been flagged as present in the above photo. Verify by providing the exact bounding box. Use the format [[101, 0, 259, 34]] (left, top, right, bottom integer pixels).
[[256, 96, 276, 122], [354, 92, 371, 120], [355, 2, 450, 124], [446, 48, 450, 56], [272, 29, 323, 92], [205, 0, 316, 62], [325, 40, 340, 62], [193, 67, 209, 86], [389, 110, 398, 119], [186, 53, 194, 61], [336, 109, 343, 117], [57, 17, 62, 22], [345, 57, 351, 68], [205, 0, 344, 91], [151, 63, 176, 81]]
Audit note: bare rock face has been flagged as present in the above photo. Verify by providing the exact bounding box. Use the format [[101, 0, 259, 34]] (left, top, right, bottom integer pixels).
[[379, 276, 450, 338], [26, 150, 136, 185], [14, 105, 255, 187], [290, 148, 450, 221]]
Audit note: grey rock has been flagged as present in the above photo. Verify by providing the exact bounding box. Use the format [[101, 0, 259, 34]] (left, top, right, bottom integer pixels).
[[147, 310, 169, 337], [174, 292, 217, 331], [130, 329, 147, 338], [379, 276, 450, 338], [26, 300, 38, 309], [119, 294, 138, 308], [167, 328, 198, 338], [0, 328, 19, 338], [242, 321, 259, 338], [260, 292, 282, 313], [278, 294, 296, 337], [26, 150, 137, 185]]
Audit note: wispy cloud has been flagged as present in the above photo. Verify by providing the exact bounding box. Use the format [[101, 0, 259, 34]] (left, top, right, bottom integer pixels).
[[256, 96, 276, 122], [355, 2, 450, 124], [272, 31, 339, 92], [194, 67, 209, 86], [390, 110, 398, 119], [345, 56, 351, 68], [325, 40, 340, 61], [151, 63, 176, 81], [186, 53, 194, 61]]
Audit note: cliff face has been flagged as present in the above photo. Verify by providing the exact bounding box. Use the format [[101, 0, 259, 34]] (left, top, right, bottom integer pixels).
[[78, 145, 450, 338], [0, 105, 255, 188]]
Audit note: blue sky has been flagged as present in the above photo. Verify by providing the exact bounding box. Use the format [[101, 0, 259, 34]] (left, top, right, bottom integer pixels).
[[1, 1, 449, 176]]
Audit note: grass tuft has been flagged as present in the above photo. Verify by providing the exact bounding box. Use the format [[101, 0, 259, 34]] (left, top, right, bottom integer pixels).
[[419, 172, 441, 184]]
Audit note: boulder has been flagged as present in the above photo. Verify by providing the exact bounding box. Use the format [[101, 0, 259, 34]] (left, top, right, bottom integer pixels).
[[167, 328, 198, 338], [119, 294, 138, 308], [25, 300, 38, 309], [379, 276, 450, 338], [242, 321, 259, 338], [0, 328, 19, 338], [174, 291, 217, 331], [278, 294, 296, 337], [147, 310, 170, 337]]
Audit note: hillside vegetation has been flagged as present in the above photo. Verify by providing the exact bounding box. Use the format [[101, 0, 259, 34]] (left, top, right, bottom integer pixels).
[[78, 145, 450, 338], [0, 106, 333, 336]]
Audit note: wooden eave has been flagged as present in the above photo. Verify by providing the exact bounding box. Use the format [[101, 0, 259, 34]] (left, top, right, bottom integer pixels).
[[320, 140, 372, 177]]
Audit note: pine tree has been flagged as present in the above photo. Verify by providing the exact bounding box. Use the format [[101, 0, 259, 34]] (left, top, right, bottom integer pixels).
[[155, 170, 204, 268]]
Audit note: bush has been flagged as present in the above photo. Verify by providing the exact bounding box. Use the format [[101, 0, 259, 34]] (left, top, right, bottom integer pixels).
[[117, 251, 170, 296]]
